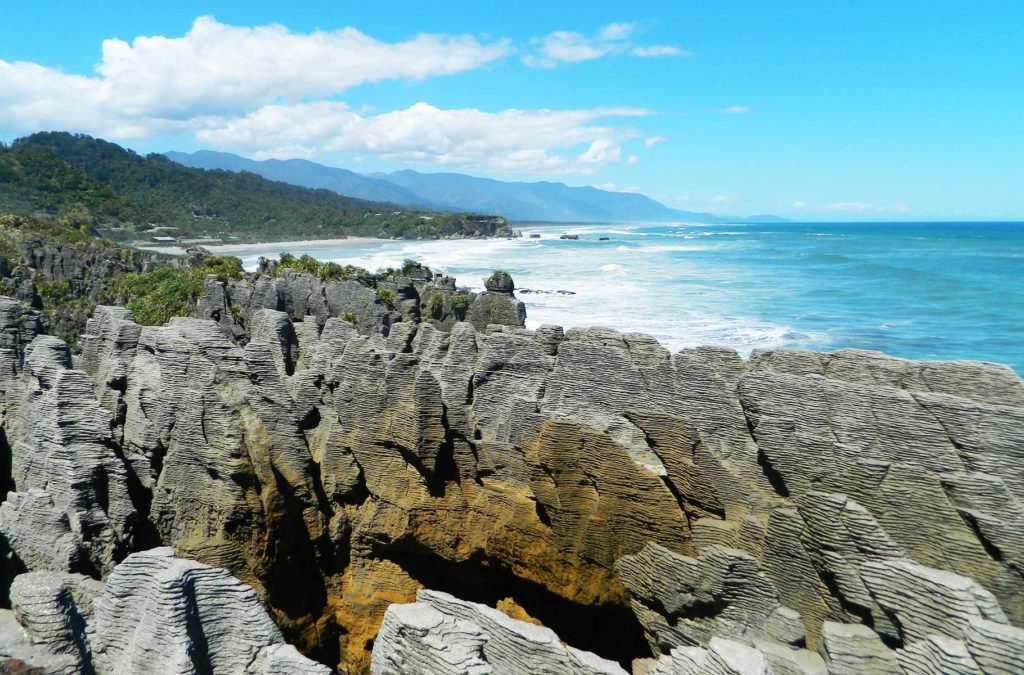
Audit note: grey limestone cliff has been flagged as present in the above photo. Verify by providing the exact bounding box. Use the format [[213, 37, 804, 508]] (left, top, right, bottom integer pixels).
[[195, 264, 526, 340], [0, 288, 1022, 673], [0, 549, 328, 674]]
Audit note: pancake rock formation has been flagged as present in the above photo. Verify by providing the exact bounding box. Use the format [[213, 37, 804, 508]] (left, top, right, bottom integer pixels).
[[0, 282, 1022, 673], [0, 548, 328, 674]]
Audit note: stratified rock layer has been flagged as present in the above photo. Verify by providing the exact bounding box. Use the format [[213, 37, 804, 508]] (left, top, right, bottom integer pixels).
[[0, 549, 328, 674], [371, 589, 626, 674], [0, 292, 1022, 673]]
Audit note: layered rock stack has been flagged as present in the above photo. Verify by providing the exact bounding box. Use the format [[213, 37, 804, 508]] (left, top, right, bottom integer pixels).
[[196, 265, 527, 338], [0, 278, 1022, 673], [0, 548, 329, 673]]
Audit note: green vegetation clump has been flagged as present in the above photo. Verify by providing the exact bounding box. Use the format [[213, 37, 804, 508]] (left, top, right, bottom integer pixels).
[[109, 256, 244, 326], [427, 292, 444, 317], [486, 270, 513, 291], [341, 311, 357, 325], [0, 212, 93, 246], [36, 279, 73, 306], [450, 292, 471, 316], [201, 255, 244, 281], [375, 287, 396, 310], [36, 279, 92, 325], [109, 267, 205, 326], [273, 253, 366, 282], [230, 303, 245, 328]]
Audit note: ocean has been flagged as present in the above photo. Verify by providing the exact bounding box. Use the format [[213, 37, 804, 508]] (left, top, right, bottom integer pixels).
[[207, 222, 1024, 374]]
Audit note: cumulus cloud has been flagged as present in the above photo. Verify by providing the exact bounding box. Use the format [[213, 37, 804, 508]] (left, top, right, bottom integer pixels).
[[0, 16, 510, 136], [0, 16, 668, 175], [644, 135, 667, 148], [195, 102, 649, 174], [792, 200, 806, 209], [526, 22, 686, 67], [718, 105, 753, 114], [633, 45, 686, 57]]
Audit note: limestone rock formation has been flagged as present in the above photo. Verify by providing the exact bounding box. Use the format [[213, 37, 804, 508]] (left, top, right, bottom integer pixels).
[[616, 542, 804, 652], [0, 549, 328, 674], [1, 288, 1023, 674], [195, 263, 526, 339], [0, 331, 137, 579], [90, 547, 329, 674], [10, 571, 102, 663], [370, 589, 627, 674]]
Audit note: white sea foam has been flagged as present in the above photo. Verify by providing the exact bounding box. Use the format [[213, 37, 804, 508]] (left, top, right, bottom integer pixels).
[[640, 245, 711, 253], [209, 226, 822, 358]]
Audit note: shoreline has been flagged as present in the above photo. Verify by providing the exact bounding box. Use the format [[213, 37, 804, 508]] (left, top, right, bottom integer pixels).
[[134, 222, 1023, 373], [137, 233, 532, 257], [141, 236, 389, 256], [134, 222, 612, 256]]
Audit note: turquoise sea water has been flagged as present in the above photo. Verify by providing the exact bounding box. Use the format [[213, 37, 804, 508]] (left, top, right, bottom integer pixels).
[[211, 222, 1024, 374]]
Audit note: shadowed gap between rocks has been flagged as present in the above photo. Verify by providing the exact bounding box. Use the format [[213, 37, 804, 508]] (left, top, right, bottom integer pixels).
[[260, 464, 340, 668], [0, 427, 12, 503], [377, 542, 650, 670]]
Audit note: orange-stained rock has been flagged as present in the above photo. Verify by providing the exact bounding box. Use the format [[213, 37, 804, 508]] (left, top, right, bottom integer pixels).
[[4, 296, 1024, 673]]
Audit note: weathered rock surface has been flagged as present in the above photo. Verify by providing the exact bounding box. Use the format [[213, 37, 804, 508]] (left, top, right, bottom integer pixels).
[[9, 570, 102, 669], [90, 547, 329, 674], [0, 549, 328, 674], [1, 291, 1022, 674], [195, 263, 526, 339], [371, 589, 626, 674], [0, 329, 137, 580]]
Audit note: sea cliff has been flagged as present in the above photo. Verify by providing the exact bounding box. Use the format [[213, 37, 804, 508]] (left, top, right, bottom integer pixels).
[[0, 244, 1022, 673]]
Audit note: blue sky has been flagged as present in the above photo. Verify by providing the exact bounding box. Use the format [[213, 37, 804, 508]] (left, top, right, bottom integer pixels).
[[2, 1, 1022, 220]]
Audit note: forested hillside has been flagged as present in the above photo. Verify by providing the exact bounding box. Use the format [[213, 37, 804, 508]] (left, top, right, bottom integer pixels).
[[0, 133, 509, 241]]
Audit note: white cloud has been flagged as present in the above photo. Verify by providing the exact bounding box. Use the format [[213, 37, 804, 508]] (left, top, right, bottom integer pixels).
[[577, 139, 622, 165], [100, 16, 511, 116], [792, 200, 805, 209], [627, 154, 639, 165], [718, 105, 753, 114], [0, 16, 669, 176], [633, 45, 686, 57], [0, 16, 510, 136], [595, 182, 644, 193], [709, 195, 737, 205], [526, 22, 686, 67], [196, 101, 648, 174], [599, 23, 636, 41], [644, 135, 667, 149]]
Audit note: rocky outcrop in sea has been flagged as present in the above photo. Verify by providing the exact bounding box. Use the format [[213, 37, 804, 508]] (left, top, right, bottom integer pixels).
[[196, 261, 526, 338], [0, 266, 1022, 674]]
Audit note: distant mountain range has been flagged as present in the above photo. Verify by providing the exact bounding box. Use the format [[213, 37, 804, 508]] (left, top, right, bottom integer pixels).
[[166, 150, 786, 224], [1, 133, 497, 241]]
